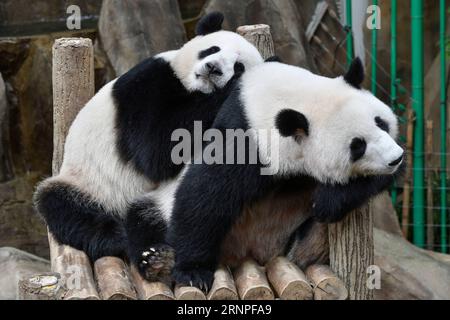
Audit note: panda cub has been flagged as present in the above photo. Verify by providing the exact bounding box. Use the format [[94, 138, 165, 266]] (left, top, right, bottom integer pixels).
[[33, 12, 264, 278], [128, 58, 404, 289]]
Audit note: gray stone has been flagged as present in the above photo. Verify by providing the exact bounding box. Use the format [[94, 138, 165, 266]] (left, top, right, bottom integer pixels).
[[0, 247, 50, 300], [204, 0, 315, 69], [98, 0, 187, 76], [375, 229, 450, 300]]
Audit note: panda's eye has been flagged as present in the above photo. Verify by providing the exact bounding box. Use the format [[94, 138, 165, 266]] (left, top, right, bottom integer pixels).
[[350, 138, 367, 162], [198, 46, 221, 59], [375, 116, 390, 133]]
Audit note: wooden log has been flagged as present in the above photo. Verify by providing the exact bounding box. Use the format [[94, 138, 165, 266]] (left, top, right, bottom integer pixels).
[[94, 257, 137, 300], [18, 273, 66, 300], [426, 120, 435, 250], [237, 24, 275, 60], [208, 265, 238, 300], [328, 202, 374, 300], [402, 109, 414, 237], [174, 285, 207, 300], [305, 265, 348, 300], [233, 259, 274, 300], [130, 266, 174, 300], [49, 38, 98, 300], [266, 257, 313, 300]]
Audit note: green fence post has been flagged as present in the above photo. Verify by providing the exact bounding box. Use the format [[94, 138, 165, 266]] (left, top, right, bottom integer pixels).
[[439, 0, 448, 253], [371, 0, 378, 95], [346, 0, 354, 65], [391, 0, 398, 206], [411, 0, 425, 248]]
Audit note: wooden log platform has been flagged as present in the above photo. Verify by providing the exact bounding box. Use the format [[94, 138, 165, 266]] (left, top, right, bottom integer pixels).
[[22, 254, 349, 300]]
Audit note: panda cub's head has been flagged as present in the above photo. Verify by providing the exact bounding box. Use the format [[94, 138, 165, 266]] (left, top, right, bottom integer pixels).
[[171, 12, 263, 94], [243, 58, 404, 184]]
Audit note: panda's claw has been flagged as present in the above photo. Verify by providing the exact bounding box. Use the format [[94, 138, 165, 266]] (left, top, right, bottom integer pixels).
[[137, 244, 175, 283]]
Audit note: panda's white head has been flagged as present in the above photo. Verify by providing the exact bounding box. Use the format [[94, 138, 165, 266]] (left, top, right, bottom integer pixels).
[[171, 12, 263, 94], [243, 58, 404, 184]]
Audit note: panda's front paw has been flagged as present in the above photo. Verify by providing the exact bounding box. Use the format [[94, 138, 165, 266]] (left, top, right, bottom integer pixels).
[[172, 266, 214, 292], [138, 244, 175, 283]]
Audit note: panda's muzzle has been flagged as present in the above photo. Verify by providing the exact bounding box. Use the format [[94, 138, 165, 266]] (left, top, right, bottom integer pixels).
[[206, 63, 223, 76], [388, 153, 404, 167]]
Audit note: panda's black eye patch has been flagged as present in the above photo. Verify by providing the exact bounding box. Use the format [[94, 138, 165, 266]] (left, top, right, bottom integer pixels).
[[198, 46, 221, 59], [375, 116, 390, 133], [350, 138, 367, 162]]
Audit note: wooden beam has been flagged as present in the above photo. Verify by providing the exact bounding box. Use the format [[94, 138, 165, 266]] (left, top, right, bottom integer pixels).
[[208, 265, 238, 300], [266, 257, 313, 300], [49, 38, 98, 300], [94, 257, 137, 300], [174, 285, 207, 300], [233, 259, 274, 300], [305, 264, 348, 300], [130, 267, 174, 300]]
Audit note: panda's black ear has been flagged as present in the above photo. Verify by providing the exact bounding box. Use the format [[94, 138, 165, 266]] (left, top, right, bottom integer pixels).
[[275, 109, 310, 139], [344, 57, 364, 89], [196, 12, 224, 36], [265, 56, 282, 63]]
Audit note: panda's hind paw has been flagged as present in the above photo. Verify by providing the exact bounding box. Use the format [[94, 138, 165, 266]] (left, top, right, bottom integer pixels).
[[138, 244, 175, 283]]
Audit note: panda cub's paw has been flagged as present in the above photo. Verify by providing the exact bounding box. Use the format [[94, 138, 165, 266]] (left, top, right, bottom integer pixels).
[[139, 244, 175, 283], [172, 267, 214, 292]]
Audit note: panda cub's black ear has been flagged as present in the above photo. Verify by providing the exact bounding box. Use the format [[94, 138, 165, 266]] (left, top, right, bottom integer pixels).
[[275, 109, 310, 140], [344, 57, 365, 89], [265, 56, 282, 63], [196, 12, 224, 36]]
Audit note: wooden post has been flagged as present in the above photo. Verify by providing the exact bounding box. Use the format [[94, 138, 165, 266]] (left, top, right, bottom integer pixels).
[[305, 265, 348, 300], [237, 24, 275, 60], [266, 257, 313, 300], [328, 202, 374, 300], [50, 38, 98, 300]]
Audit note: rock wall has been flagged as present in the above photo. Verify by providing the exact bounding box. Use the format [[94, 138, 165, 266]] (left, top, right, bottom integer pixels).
[[99, 0, 187, 76], [204, 0, 316, 69]]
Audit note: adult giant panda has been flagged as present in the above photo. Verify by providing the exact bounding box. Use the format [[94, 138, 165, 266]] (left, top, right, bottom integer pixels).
[[33, 12, 264, 279], [126, 58, 404, 289]]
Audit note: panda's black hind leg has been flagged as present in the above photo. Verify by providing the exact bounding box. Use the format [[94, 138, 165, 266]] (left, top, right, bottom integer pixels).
[[125, 196, 174, 283]]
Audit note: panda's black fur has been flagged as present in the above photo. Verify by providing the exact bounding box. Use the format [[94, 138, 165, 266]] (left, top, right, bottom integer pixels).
[[34, 12, 262, 272], [113, 56, 244, 182]]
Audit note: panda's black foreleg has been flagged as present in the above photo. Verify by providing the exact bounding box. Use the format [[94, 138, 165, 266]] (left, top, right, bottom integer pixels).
[[33, 180, 127, 261], [125, 197, 174, 283], [312, 162, 405, 223], [168, 163, 270, 291]]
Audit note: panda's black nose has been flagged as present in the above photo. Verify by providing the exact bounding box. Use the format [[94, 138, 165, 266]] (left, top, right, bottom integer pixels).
[[389, 154, 404, 167], [206, 63, 223, 76]]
